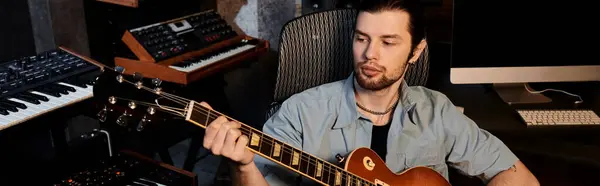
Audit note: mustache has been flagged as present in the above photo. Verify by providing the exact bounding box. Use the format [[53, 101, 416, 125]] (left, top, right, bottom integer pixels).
[[357, 61, 384, 71]]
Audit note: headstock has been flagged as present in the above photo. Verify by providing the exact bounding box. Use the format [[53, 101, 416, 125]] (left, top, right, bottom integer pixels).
[[93, 66, 191, 131]]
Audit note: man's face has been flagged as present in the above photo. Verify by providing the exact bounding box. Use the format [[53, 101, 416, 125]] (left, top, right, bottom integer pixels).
[[353, 10, 413, 91]]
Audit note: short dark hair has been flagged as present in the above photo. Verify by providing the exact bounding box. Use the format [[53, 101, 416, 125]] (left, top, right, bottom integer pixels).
[[356, 0, 426, 49]]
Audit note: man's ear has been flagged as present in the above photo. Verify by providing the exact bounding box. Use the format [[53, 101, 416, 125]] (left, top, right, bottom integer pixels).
[[408, 39, 428, 64]]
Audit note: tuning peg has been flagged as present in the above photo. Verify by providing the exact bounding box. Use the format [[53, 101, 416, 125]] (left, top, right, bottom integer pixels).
[[116, 75, 124, 83], [136, 115, 150, 132], [152, 78, 162, 87], [133, 72, 144, 81], [147, 107, 156, 115], [97, 105, 108, 122], [128, 101, 136, 109], [133, 72, 144, 89], [116, 111, 129, 126], [115, 66, 125, 74], [108, 96, 117, 104]]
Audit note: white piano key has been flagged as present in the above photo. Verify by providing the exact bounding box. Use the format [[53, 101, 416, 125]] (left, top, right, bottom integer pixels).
[[0, 83, 94, 131], [169, 44, 256, 72]]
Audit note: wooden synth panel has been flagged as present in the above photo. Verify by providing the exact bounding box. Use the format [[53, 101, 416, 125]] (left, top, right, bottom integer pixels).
[[117, 9, 269, 85], [115, 35, 269, 85]]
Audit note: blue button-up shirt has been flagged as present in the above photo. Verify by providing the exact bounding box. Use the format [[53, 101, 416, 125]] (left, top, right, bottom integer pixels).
[[254, 74, 518, 185]]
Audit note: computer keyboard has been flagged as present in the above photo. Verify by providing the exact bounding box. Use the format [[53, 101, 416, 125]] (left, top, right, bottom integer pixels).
[[516, 109, 600, 127]]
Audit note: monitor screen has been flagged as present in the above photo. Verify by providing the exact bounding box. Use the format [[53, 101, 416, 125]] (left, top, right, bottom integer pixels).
[[451, 0, 599, 68]]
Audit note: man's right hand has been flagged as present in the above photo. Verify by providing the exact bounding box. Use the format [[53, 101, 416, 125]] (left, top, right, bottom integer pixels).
[[201, 102, 255, 166]]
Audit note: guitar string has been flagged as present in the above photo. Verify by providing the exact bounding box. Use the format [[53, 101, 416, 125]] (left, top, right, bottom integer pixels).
[[114, 75, 375, 185], [191, 106, 374, 185]]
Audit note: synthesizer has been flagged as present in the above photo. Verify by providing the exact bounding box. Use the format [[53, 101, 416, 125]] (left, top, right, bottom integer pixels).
[[116, 9, 269, 84], [53, 150, 197, 186], [0, 47, 102, 131]]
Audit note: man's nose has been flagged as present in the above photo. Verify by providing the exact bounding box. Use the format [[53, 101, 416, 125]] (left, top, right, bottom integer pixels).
[[364, 42, 379, 60]]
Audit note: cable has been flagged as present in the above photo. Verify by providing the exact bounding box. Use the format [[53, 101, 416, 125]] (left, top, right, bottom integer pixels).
[[524, 84, 583, 104]]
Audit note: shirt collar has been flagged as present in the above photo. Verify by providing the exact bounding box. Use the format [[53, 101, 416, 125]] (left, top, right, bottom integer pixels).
[[333, 73, 417, 129]]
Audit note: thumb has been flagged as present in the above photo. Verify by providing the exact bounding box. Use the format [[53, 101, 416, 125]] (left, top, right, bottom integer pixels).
[[199, 101, 213, 109]]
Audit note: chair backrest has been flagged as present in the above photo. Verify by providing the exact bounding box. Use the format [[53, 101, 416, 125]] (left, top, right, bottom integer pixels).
[[266, 8, 430, 118]]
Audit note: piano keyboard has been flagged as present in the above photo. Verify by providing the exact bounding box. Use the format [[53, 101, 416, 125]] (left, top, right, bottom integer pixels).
[[0, 80, 94, 129], [168, 43, 255, 72], [0, 48, 100, 131]]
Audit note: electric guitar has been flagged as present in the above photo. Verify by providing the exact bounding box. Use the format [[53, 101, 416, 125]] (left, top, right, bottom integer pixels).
[[83, 56, 451, 185]]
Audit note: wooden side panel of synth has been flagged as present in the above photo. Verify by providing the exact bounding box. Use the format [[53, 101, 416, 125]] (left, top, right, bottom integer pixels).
[[114, 57, 188, 84], [96, 0, 139, 8], [115, 35, 269, 85], [121, 30, 155, 62]]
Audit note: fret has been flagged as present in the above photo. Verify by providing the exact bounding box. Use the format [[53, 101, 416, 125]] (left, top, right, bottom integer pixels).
[[280, 145, 293, 166], [259, 134, 273, 157], [300, 153, 310, 175], [322, 164, 331, 184], [335, 170, 341, 185], [345, 172, 352, 186], [188, 104, 377, 186], [205, 108, 211, 126], [316, 160, 323, 178]]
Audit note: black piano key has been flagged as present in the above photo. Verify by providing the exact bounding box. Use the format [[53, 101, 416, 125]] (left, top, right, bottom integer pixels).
[[24, 91, 49, 102], [0, 109, 8, 115], [3, 99, 26, 109], [46, 84, 69, 95], [54, 83, 76, 92], [65, 78, 87, 88], [0, 104, 18, 112], [34, 87, 61, 97], [14, 94, 40, 104]]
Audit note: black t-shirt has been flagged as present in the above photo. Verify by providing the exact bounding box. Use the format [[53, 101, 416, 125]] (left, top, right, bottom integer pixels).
[[370, 120, 391, 162]]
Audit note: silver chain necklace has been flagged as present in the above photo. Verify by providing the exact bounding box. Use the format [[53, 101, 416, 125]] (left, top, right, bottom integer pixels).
[[356, 95, 399, 115]]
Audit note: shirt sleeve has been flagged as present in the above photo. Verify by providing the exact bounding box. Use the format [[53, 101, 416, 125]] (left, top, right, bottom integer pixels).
[[439, 94, 519, 183], [253, 98, 304, 185]]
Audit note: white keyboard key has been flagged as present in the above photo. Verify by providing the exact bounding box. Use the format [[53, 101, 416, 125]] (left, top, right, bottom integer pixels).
[[0, 82, 94, 131], [169, 44, 256, 72]]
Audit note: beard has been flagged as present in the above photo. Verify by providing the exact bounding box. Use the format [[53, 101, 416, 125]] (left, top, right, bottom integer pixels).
[[354, 61, 405, 91]]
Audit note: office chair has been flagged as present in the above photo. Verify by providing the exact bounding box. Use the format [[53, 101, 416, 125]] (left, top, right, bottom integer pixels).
[[265, 8, 430, 120]]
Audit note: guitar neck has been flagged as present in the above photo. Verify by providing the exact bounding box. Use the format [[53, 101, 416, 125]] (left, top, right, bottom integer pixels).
[[184, 101, 374, 185]]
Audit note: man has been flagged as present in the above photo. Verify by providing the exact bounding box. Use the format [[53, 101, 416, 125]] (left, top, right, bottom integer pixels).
[[201, 0, 540, 185]]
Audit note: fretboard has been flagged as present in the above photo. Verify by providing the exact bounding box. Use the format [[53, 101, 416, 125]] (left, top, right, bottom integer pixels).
[[185, 101, 375, 185]]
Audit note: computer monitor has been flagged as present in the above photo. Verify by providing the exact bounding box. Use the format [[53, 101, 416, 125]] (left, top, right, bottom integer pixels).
[[450, 0, 600, 105]]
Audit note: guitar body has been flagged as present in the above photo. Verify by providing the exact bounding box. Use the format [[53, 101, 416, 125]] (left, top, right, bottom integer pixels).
[[344, 147, 451, 186]]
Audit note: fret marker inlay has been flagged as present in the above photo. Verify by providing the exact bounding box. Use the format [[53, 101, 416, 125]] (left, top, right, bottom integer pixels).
[[273, 143, 281, 157], [292, 151, 300, 165], [335, 171, 341, 185], [250, 132, 260, 146], [316, 162, 323, 177]]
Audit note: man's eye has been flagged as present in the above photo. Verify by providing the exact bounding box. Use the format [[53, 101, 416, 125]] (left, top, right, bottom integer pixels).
[[383, 41, 396, 45]]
